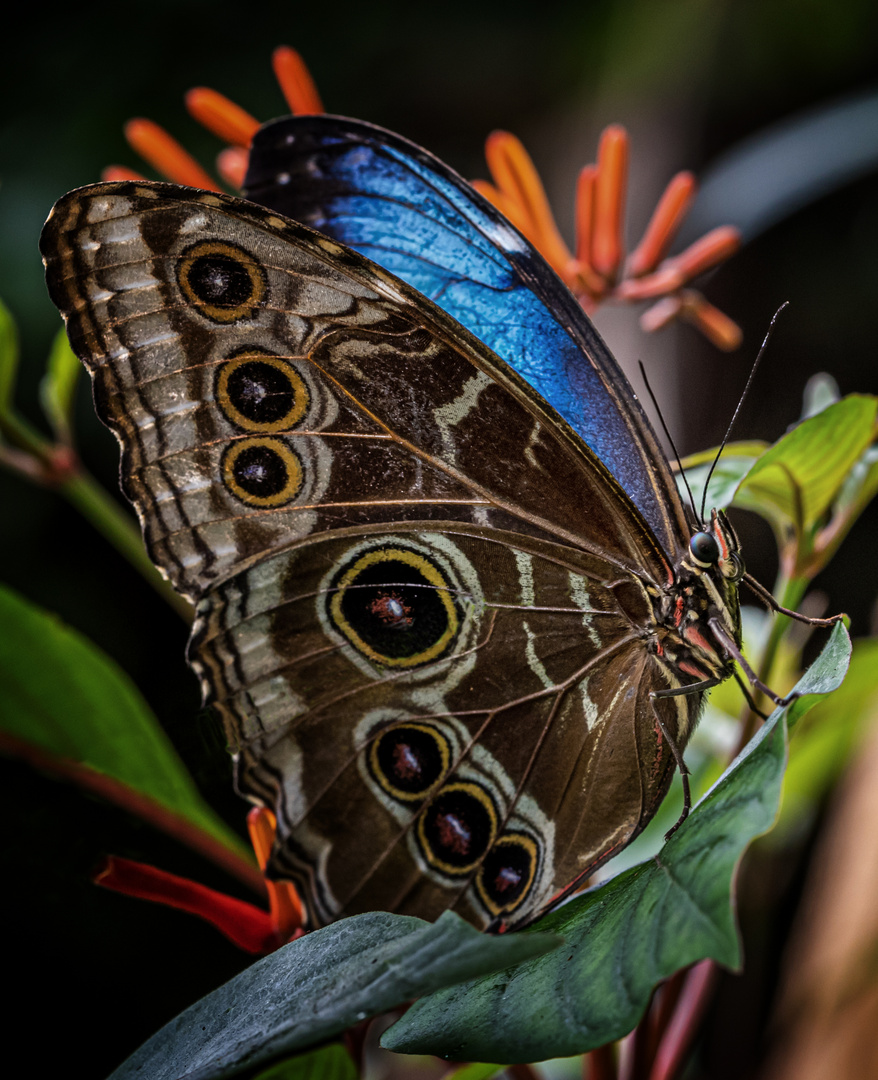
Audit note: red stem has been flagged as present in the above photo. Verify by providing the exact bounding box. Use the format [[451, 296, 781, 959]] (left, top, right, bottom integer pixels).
[[586, 1043, 618, 1080], [0, 732, 265, 895], [649, 961, 718, 1080]]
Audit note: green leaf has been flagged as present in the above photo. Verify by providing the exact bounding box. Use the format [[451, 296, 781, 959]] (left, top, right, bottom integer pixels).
[[734, 395, 877, 534], [381, 623, 850, 1064], [775, 637, 878, 842], [252, 1044, 356, 1080], [675, 442, 766, 515], [444, 1064, 504, 1080], [832, 443, 878, 530], [39, 328, 81, 442], [0, 296, 19, 418], [108, 910, 562, 1080], [800, 372, 840, 419], [0, 585, 248, 861]]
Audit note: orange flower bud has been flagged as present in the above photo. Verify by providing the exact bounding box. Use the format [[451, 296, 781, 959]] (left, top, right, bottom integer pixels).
[[185, 87, 260, 147]]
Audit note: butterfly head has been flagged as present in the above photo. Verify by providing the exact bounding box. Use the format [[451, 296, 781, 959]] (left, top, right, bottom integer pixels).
[[686, 509, 744, 585], [669, 508, 744, 667]]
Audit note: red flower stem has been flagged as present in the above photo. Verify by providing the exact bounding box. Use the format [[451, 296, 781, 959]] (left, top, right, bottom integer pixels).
[[124, 119, 220, 190], [648, 970, 688, 1061], [507, 1065, 540, 1080], [620, 1005, 654, 1080], [95, 855, 279, 954], [0, 732, 265, 895], [185, 87, 259, 146], [649, 961, 717, 1080], [586, 1043, 618, 1080]]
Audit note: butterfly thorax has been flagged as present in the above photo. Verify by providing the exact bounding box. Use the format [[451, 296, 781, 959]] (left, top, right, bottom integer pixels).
[[649, 509, 743, 685]]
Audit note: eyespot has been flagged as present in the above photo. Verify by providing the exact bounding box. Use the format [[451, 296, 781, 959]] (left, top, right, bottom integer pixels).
[[475, 832, 540, 918], [415, 781, 498, 876], [216, 351, 309, 432], [328, 545, 459, 668], [178, 240, 266, 323], [221, 436, 303, 507], [689, 531, 720, 567], [367, 722, 451, 803]]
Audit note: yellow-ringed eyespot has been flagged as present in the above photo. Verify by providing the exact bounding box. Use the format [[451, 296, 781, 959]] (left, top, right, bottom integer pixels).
[[216, 351, 309, 433], [177, 240, 266, 323], [415, 780, 498, 877], [328, 546, 459, 667], [221, 436, 303, 508], [367, 722, 451, 803], [475, 832, 540, 917]]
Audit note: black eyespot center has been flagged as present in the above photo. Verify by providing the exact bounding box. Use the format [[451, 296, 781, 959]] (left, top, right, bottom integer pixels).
[[216, 351, 309, 432], [476, 832, 540, 914], [368, 722, 450, 803], [221, 437, 303, 507], [416, 782, 497, 875], [690, 531, 720, 566], [328, 546, 459, 668], [178, 240, 266, 323], [190, 253, 251, 306]]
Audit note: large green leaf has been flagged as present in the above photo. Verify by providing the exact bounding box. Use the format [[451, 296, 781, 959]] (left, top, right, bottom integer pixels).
[[734, 395, 877, 533], [0, 584, 248, 861], [108, 910, 562, 1080], [382, 623, 850, 1063], [675, 441, 766, 515]]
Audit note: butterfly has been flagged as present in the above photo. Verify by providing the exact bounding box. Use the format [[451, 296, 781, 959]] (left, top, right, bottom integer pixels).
[[40, 118, 748, 933]]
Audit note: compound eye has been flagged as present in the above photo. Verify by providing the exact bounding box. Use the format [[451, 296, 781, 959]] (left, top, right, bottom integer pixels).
[[689, 531, 720, 566]]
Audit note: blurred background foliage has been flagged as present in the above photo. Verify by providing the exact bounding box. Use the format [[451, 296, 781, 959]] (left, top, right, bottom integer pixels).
[[1, 1, 876, 1076]]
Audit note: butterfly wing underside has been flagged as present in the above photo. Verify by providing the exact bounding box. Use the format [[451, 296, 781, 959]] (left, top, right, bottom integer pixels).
[[41, 182, 697, 928]]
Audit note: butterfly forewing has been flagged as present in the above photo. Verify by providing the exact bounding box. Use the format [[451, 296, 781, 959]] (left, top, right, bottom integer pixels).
[[244, 115, 690, 555], [42, 179, 717, 931]]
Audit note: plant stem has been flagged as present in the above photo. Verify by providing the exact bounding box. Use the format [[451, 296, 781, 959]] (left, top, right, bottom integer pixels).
[[586, 1044, 618, 1080], [60, 468, 193, 623], [738, 570, 807, 745]]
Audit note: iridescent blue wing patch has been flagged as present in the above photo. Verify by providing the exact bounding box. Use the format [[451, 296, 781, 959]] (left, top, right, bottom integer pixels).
[[243, 116, 688, 554]]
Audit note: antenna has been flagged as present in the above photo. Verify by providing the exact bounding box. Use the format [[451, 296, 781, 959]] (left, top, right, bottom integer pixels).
[[700, 302, 789, 521], [638, 360, 699, 524]]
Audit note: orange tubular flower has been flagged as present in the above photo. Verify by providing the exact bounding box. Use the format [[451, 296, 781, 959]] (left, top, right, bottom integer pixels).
[[106, 46, 742, 352], [475, 126, 742, 350], [102, 46, 323, 188], [94, 807, 303, 954]]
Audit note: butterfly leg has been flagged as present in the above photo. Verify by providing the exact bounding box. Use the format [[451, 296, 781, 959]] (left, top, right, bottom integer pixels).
[[742, 573, 845, 628], [733, 670, 770, 720], [651, 675, 725, 839], [708, 617, 792, 708]]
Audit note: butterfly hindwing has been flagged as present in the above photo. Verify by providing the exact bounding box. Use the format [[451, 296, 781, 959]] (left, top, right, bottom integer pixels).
[[191, 522, 692, 927]]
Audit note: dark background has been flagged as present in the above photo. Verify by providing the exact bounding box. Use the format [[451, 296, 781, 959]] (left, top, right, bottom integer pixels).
[[1, 2, 876, 1076]]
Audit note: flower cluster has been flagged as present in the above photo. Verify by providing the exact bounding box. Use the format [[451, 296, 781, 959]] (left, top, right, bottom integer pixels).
[[107, 45, 742, 351]]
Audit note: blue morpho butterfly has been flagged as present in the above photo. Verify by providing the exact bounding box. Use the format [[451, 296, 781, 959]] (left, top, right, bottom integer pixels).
[[42, 117, 793, 933]]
